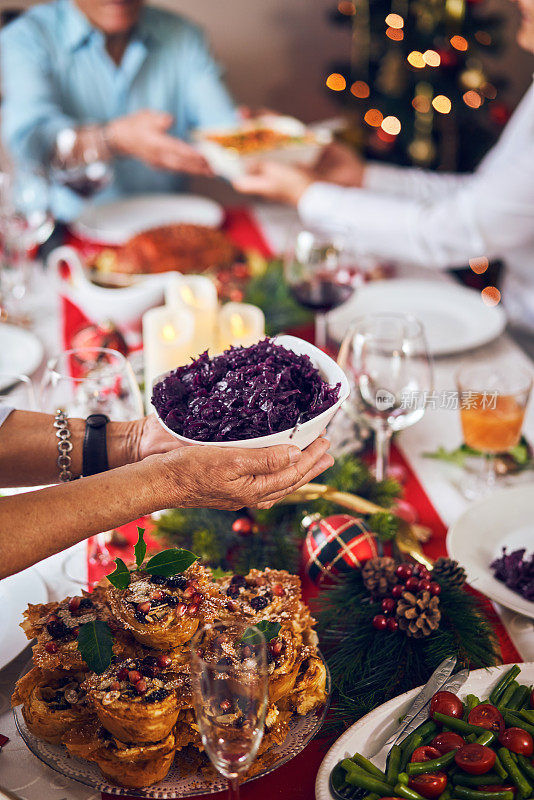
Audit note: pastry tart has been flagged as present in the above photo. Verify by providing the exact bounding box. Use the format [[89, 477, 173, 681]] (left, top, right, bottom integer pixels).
[[286, 655, 328, 716], [83, 654, 182, 743], [105, 562, 224, 650], [64, 721, 176, 789], [11, 667, 89, 744]]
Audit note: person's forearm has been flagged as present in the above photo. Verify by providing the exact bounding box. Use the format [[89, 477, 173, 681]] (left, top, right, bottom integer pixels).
[[0, 411, 138, 487], [0, 459, 166, 578]]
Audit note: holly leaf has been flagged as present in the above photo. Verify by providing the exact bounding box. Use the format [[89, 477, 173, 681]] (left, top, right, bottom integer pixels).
[[145, 548, 198, 577], [240, 620, 281, 646], [134, 527, 147, 569], [77, 620, 114, 674], [107, 557, 131, 590]]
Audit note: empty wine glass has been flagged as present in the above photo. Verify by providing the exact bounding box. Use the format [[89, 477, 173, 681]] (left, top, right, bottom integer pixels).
[[284, 230, 360, 350], [39, 347, 143, 584], [191, 621, 269, 800], [338, 313, 433, 480]]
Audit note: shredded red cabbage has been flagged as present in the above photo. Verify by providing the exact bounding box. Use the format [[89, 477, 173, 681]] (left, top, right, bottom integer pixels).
[[490, 547, 534, 602], [152, 338, 340, 442]]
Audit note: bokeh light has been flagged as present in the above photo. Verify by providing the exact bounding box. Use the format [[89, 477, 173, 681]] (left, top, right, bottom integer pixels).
[[469, 257, 489, 274], [481, 286, 501, 306], [412, 95, 431, 113], [338, 0, 356, 14], [450, 35, 468, 51], [386, 27, 404, 40], [432, 95, 452, 114], [423, 49, 441, 67], [326, 73, 346, 91], [381, 115, 401, 135], [351, 80, 370, 98], [377, 129, 396, 143], [385, 13, 404, 28], [463, 90, 482, 108], [364, 108, 384, 127], [481, 83, 497, 100], [407, 51, 425, 68], [475, 30, 492, 45]]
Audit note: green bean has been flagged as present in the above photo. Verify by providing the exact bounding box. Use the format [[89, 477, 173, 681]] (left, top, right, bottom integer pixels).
[[454, 789, 514, 800], [489, 665, 521, 705], [344, 769, 394, 795], [493, 753, 508, 781], [438, 789, 451, 800], [466, 734, 477, 744], [517, 753, 534, 783], [508, 685, 531, 711], [362, 794, 379, 800], [497, 681, 520, 711], [498, 747, 533, 800], [397, 772, 409, 785], [351, 753, 388, 781], [517, 709, 534, 724], [475, 730, 496, 747], [394, 783, 426, 800], [387, 744, 402, 785], [400, 734, 423, 772], [432, 713, 482, 735], [502, 710, 534, 736], [452, 774, 504, 787], [407, 750, 457, 776]]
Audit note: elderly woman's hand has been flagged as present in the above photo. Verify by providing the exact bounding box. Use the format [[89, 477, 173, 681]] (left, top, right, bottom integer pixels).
[[148, 436, 333, 511]]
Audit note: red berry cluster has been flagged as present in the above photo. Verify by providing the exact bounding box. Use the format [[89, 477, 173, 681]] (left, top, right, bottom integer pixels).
[[372, 563, 440, 632]]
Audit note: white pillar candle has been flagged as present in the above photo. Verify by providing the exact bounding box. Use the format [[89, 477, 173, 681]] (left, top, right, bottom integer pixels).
[[142, 304, 195, 409], [165, 275, 218, 358], [218, 302, 265, 351]]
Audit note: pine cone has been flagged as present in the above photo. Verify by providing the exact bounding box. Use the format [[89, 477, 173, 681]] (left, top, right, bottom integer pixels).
[[396, 590, 441, 638], [362, 556, 397, 597], [432, 557, 467, 589]]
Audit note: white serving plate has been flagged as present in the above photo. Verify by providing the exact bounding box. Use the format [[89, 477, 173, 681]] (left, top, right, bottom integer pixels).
[[72, 194, 225, 245], [448, 483, 534, 619], [0, 324, 43, 391], [0, 567, 47, 670], [153, 335, 350, 450], [195, 115, 332, 180], [316, 661, 534, 800], [328, 279, 506, 356]]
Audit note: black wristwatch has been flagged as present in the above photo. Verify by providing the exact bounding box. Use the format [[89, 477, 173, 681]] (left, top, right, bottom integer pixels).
[[83, 414, 110, 477]]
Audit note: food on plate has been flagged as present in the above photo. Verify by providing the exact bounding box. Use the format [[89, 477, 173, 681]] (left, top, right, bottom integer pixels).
[[490, 547, 534, 602], [13, 558, 327, 789], [331, 664, 534, 800], [90, 223, 237, 276], [204, 125, 316, 155], [151, 338, 340, 441]]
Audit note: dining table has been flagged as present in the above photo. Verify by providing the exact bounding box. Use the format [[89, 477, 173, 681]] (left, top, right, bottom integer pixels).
[[1, 197, 533, 800]]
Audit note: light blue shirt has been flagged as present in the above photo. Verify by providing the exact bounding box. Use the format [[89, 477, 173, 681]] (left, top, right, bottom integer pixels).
[[0, 1, 237, 221]]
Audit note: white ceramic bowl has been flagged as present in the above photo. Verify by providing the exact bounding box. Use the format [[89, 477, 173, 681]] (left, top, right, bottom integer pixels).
[[152, 335, 350, 450]]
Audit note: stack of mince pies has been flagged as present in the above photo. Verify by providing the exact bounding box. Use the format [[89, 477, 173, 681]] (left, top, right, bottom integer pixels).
[[12, 561, 327, 789]]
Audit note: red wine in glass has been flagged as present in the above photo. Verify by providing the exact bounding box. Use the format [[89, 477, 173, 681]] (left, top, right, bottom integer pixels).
[[289, 274, 355, 312]]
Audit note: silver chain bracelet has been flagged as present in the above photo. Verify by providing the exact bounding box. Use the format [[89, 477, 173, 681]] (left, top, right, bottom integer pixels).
[[54, 409, 74, 482]]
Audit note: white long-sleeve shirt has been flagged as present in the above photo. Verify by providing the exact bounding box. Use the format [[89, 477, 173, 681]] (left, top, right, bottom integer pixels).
[[298, 80, 534, 332]]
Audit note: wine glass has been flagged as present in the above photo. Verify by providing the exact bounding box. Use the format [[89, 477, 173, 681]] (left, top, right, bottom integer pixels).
[[39, 347, 143, 585], [338, 313, 433, 480], [457, 363, 532, 500], [0, 373, 36, 409], [51, 125, 113, 198], [284, 229, 361, 350], [191, 621, 269, 800]]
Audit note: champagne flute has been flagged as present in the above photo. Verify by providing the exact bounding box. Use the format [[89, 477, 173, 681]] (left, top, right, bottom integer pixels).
[[39, 347, 143, 585], [191, 621, 269, 800], [338, 313, 433, 480], [457, 364, 532, 499], [284, 230, 361, 350]]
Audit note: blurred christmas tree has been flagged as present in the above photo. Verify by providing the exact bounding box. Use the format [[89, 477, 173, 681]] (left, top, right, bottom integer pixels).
[[327, 0, 511, 171]]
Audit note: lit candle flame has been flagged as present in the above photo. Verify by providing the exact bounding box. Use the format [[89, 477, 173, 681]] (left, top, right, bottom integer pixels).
[[180, 285, 197, 307], [230, 313, 247, 339], [161, 323, 177, 342]]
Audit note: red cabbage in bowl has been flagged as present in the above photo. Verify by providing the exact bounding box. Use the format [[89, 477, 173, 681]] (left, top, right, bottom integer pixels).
[[152, 338, 340, 442], [490, 547, 534, 602]]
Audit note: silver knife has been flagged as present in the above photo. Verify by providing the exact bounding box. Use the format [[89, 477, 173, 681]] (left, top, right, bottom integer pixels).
[[371, 656, 468, 769]]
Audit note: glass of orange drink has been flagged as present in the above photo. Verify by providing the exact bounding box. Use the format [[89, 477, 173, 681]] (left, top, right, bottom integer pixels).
[[457, 364, 532, 499]]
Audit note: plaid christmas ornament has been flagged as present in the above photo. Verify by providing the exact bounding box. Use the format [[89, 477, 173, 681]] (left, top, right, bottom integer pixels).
[[303, 513, 379, 585]]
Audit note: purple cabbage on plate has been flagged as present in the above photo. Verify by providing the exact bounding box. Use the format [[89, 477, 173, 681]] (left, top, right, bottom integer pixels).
[[490, 547, 534, 602], [152, 338, 340, 442]]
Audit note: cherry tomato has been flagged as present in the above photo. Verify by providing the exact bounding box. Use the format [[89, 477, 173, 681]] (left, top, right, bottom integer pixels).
[[409, 773, 448, 799], [478, 787, 516, 794], [499, 727, 534, 756], [430, 691, 464, 720], [431, 731, 466, 754], [411, 746, 442, 763], [468, 704, 505, 736], [455, 743, 496, 775]]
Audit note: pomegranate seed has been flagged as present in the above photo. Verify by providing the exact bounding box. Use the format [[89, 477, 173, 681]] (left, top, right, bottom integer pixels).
[[151, 591, 163, 601], [220, 700, 231, 712], [137, 601, 151, 614], [192, 593, 202, 605], [68, 596, 81, 612], [128, 670, 142, 684], [187, 603, 199, 615], [117, 667, 129, 681], [157, 654, 172, 668], [45, 641, 58, 653], [110, 681, 121, 691], [183, 586, 195, 599], [272, 583, 285, 597], [271, 640, 283, 656], [135, 679, 147, 695]]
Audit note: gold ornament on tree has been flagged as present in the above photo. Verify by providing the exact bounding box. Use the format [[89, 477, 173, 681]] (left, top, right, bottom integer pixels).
[[396, 590, 441, 637]]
